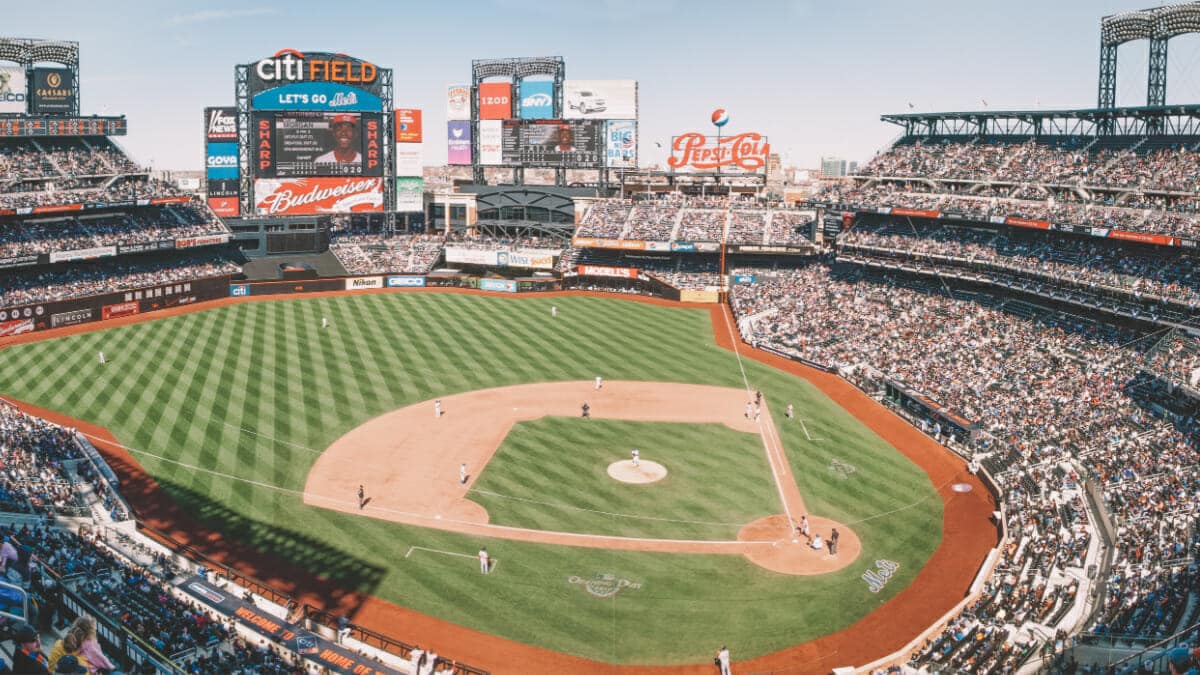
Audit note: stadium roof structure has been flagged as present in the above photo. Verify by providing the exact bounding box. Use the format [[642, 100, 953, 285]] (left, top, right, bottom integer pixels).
[[881, 104, 1200, 138], [0, 37, 79, 66], [1101, 2, 1200, 45]]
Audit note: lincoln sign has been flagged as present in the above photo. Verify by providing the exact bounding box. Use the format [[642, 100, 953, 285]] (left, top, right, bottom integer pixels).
[[667, 132, 770, 173]]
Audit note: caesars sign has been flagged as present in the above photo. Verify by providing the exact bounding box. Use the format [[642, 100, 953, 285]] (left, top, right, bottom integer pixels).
[[30, 68, 75, 114], [667, 132, 770, 174]]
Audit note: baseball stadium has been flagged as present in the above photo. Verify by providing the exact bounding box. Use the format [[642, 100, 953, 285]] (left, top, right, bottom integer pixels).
[[0, 2, 1197, 674]]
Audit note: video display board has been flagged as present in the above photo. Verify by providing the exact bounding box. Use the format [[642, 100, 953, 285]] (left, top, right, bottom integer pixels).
[[500, 119, 603, 167], [255, 111, 383, 178], [30, 68, 76, 113]]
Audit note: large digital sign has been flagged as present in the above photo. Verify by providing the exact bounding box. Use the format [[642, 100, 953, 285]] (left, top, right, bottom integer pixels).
[[248, 50, 381, 96], [252, 82, 382, 112], [563, 80, 637, 119], [500, 120, 603, 167], [254, 177, 383, 215], [30, 68, 76, 113], [479, 82, 512, 120], [0, 67, 27, 114], [518, 80, 554, 120], [0, 117, 126, 137], [256, 112, 383, 178]]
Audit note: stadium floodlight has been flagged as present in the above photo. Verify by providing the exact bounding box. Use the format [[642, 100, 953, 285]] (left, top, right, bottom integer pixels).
[[1101, 10, 1156, 45], [1153, 2, 1200, 38]]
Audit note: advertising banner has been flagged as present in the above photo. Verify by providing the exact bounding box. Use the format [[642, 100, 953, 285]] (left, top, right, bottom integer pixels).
[[252, 82, 382, 112], [478, 82, 512, 120], [605, 120, 637, 168], [204, 107, 237, 141], [0, 319, 34, 337], [447, 121, 472, 165], [479, 278, 518, 293], [49, 246, 117, 263], [176, 234, 230, 249], [395, 177, 423, 213], [230, 284, 250, 297], [891, 208, 940, 220], [0, 254, 40, 270], [257, 111, 383, 178], [248, 50, 382, 96], [446, 84, 470, 120], [479, 120, 503, 165], [519, 80, 554, 120], [345, 276, 384, 290], [206, 142, 239, 180], [500, 251, 555, 269], [445, 248, 500, 266], [51, 308, 93, 328], [394, 108, 422, 143], [117, 240, 174, 255], [254, 177, 383, 215], [0, 67, 27, 114], [577, 265, 639, 279], [30, 68, 75, 113], [564, 80, 637, 119], [387, 276, 426, 287], [395, 144, 422, 177], [207, 178, 239, 198], [1108, 229, 1176, 246], [668, 132, 770, 173], [101, 302, 140, 320], [207, 197, 239, 217], [1004, 216, 1051, 230]]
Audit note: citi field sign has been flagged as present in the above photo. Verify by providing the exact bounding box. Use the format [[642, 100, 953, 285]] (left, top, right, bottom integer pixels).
[[248, 50, 385, 98]]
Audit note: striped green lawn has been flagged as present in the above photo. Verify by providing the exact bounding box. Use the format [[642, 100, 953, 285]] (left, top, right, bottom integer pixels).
[[0, 293, 943, 665], [470, 418, 779, 540]]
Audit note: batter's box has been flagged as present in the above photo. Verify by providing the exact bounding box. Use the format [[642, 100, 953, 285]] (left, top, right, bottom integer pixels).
[[828, 459, 857, 480]]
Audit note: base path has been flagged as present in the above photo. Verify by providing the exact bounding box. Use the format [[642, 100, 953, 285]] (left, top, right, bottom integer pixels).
[[303, 380, 860, 572]]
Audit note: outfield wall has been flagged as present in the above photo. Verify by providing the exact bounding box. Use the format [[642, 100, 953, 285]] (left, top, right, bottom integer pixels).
[[0, 275, 232, 337]]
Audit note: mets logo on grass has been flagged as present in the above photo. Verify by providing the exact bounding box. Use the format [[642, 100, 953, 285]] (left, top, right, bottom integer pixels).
[[568, 573, 643, 598]]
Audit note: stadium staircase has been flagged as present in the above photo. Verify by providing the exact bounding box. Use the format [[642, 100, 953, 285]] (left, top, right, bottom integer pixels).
[[668, 209, 685, 241]]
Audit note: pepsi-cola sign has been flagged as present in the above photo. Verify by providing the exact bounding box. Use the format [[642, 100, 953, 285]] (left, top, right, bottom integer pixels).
[[667, 132, 770, 173]]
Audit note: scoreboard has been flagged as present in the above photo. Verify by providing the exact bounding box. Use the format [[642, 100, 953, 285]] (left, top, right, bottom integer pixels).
[[0, 116, 126, 137]]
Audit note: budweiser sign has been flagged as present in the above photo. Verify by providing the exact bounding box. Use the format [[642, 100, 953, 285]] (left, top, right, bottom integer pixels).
[[667, 132, 770, 173], [254, 177, 383, 215]]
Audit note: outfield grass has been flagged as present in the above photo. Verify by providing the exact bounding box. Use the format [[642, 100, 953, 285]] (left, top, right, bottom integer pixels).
[[469, 417, 780, 540], [0, 293, 943, 665]]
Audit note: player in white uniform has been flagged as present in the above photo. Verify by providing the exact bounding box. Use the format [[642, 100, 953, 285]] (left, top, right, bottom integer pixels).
[[551, 306, 558, 318], [435, 399, 442, 418], [595, 375, 602, 390], [322, 317, 328, 329], [98, 351, 105, 365], [460, 463, 467, 485], [631, 448, 640, 467], [478, 547, 490, 574]]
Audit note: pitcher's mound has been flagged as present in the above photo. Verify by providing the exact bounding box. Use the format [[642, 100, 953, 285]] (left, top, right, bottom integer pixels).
[[607, 460, 667, 484]]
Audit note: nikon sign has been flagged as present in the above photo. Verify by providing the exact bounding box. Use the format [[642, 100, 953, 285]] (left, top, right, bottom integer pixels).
[[30, 68, 76, 113]]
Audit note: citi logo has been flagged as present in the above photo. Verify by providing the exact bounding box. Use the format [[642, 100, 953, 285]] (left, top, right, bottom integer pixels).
[[522, 93, 551, 107]]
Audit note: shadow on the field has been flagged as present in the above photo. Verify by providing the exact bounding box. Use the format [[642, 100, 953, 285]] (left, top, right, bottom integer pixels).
[[133, 475, 389, 618]]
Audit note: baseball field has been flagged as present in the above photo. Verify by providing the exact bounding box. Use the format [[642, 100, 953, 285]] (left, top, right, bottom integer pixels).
[[0, 291, 976, 670]]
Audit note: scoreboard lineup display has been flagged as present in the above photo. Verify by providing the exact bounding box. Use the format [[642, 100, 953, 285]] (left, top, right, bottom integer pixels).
[[264, 112, 383, 178], [501, 120, 603, 167]]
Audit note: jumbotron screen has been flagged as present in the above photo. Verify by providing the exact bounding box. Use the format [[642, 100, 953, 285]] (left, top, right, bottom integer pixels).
[[500, 119, 603, 167], [255, 111, 383, 178]]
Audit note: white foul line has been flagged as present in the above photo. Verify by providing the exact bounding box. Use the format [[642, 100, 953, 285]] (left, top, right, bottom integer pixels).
[[797, 418, 824, 442]]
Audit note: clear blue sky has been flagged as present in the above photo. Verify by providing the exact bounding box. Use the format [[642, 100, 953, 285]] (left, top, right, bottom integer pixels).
[[7, 0, 1199, 171]]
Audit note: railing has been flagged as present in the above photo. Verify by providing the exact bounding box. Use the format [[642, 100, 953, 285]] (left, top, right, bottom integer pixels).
[[304, 606, 490, 675]]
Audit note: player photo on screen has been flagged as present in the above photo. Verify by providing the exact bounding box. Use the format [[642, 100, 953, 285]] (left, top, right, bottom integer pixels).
[[271, 112, 381, 178]]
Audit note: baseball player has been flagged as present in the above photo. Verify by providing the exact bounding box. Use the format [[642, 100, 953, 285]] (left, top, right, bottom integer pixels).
[[754, 404, 761, 423], [460, 463, 468, 485], [786, 403, 794, 419], [798, 515, 810, 542], [435, 399, 443, 418], [631, 448, 640, 467], [98, 351, 106, 365], [581, 402, 590, 418], [551, 306, 558, 318], [745, 402, 752, 419], [478, 546, 490, 574], [595, 375, 603, 390], [357, 484, 365, 509], [322, 316, 329, 329], [717, 646, 731, 675]]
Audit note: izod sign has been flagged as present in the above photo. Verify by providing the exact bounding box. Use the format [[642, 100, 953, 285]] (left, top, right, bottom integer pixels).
[[254, 50, 377, 86], [667, 132, 770, 173]]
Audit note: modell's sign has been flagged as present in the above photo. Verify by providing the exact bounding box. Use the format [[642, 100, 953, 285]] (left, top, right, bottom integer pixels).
[[254, 177, 383, 215], [205, 107, 237, 141], [667, 132, 770, 173], [253, 50, 378, 87]]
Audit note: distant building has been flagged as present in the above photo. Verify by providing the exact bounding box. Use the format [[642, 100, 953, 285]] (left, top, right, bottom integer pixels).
[[821, 157, 850, 178]]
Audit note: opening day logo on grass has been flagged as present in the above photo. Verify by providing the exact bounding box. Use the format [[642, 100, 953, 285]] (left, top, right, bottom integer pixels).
[[568, 573, 643, 598]]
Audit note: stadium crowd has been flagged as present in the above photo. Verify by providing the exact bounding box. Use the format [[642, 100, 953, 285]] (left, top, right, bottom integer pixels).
[[0, 252, 242, 306], [730, 263, 1200, 670], [0, 204, 228, 259], [575, 197, 816, 245]]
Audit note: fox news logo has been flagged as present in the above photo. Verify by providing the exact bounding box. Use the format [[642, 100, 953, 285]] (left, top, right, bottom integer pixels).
[[207, 109, 236, 140]]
